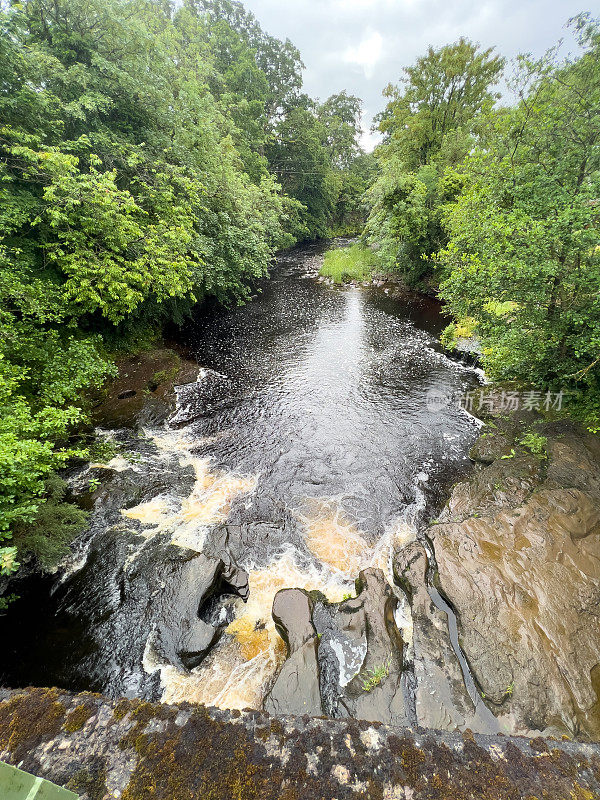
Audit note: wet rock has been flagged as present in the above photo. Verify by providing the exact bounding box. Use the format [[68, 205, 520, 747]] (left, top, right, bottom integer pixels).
[[67, 428, 196, 519], [264, 571, 410, 723], [393, 542, 497, 733], [225, 490, 299, 564], [341, 569, 408, 726], [91, 347, 199, 429], [169, 368, 231, 427], [271, 588, 315, 649], [469, 428, 520, 464], [146, 536, 250, 672], [221, 564, 250, 601], [148, 551, 225, 671], [264, 589, 322, 716], [431, 421, 600, 739], [263, 639, 322, 717]]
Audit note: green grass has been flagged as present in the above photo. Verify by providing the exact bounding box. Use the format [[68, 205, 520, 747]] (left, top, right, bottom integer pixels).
[[359, 657, 391, 691], [320, 243, 379, 284]]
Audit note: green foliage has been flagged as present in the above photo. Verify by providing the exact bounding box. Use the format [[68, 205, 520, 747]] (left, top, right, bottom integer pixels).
[[11, 475, 88, 570], [364, 39, 504, 285], [0, 594, 18, 612], [319, 91, 363, 169], [328, 153, 379, 236], [359, 658, 391, 691], [519, 432, 548, 457], [440, 317, 479, 350], [0, 548, 19, 577], [378, 39, 505, 168], [438, 16, 600, 415], [267, 92, 372, 240], [320, 243, 379, 284], [0, 0, 365, 578], [266, 100, 336, 240]]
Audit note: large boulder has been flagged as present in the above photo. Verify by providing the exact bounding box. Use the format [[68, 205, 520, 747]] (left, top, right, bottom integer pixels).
[[265, 569, 410, 726], [340, 568, 407, 726], [263, 589, 322, 716], [394, 541, 499, 733], [431, 421, 600, 738], [148, 547, 249, 671]]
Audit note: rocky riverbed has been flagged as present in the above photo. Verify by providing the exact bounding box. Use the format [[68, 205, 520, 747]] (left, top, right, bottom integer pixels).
[[262, 411, 600, 741]]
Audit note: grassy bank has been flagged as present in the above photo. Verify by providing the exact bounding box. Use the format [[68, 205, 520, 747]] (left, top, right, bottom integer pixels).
[[320, 243, 380, 284]]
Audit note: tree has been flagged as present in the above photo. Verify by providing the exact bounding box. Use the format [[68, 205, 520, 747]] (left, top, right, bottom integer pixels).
[[364, 39, 504, 284], [438, 15, 600, 424], [266, 98, 336, 240], [0, 0, 294, 572], [318, 91, 363, 169], [380, 38, 504, 167]]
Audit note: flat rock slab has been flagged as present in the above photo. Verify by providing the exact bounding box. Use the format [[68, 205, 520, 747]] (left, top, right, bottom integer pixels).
[[2, 687, 600, 800]]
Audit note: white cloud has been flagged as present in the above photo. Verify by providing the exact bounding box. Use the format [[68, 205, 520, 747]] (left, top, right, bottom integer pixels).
[[332, 0, 403, 10], [359, 125, 382, 153], [242, 0, 585, 150], [332, 0, 379, 9], [343, 29, 384, 79]]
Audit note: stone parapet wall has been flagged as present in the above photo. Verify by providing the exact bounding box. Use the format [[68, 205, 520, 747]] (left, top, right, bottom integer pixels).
[[1, 687, 600, 799]]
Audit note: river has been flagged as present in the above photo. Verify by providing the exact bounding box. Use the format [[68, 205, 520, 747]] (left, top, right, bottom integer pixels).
[[0, 240, 484, 714]]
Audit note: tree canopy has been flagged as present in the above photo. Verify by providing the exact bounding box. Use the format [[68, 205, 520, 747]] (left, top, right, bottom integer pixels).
[[0, 0, 369, 574], [438, 16, 600, 421], [364, 38, 504, 284]]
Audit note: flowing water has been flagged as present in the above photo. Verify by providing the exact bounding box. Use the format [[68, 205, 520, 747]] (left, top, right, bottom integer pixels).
[[0, 240, 484, 711]]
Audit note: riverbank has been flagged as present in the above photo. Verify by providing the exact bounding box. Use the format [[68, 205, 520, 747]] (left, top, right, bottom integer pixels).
[[427, 410, 600, 740], [318, 241, 439, 297], [90, 344, 200, 430], [0, 342, 199, 598]]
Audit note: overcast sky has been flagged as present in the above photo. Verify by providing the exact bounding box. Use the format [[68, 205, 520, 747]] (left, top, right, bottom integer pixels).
[[240, 0, 589, 150]]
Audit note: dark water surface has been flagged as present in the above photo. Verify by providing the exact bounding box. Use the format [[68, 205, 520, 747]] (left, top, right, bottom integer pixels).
[[0, 241, 483, 706], [175, 241, 481, 534]]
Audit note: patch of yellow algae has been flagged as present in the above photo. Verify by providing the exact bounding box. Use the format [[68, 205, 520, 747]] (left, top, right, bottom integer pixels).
[[160, 549, 351, 710]]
